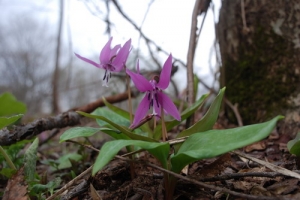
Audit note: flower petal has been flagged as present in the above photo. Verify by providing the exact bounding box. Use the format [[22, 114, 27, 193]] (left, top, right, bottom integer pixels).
[[112, 39, 132, 72], [132, 94, 150, 127], [100, 37, 113, 64], [157, 54, 172, 89], [75, 53, 102, 68], [110, 44, 121, 59], [126, 69, 153, 92], [157, 92, 181, 121]]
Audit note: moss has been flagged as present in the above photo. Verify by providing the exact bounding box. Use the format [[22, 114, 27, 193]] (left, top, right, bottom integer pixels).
[[224, 24, 299, 124]]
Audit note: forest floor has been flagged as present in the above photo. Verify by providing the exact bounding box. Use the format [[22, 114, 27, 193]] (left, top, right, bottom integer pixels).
[[2, 113, 300, 200]]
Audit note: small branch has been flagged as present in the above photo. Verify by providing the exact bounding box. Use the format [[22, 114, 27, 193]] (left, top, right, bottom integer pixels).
[[192, 73, 243, 126], [112, 153, 285, 200], [69, 89, 136, 113], [224, 98, 243, 126], [52, 138, 291, 200], [144, 162, 285, 200], [46, 166, 92, 200], [198, 171, 289, 182], [0, 112, 81, 146], [111, 0, 186, 67], [240, 0, 250, 33], [0, 91, 136, 146], [234, 151, 300, 180], [185, 0, 202, 128]]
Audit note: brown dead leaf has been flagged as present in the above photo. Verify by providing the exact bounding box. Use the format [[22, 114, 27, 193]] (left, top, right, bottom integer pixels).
[[268, 130, 280, 140], [266, 178, 299, 195], [244, 141, 266, 152], [197, 153, 232, 177], [250, 185, 273, 196], [232, 181, 258, 191], [3, 167, 29, 200], [90, 183, 102, 200]]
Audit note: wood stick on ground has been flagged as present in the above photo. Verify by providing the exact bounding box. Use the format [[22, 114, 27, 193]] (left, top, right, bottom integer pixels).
[[0, 90, 136, 146], [234, 150, 300, 179]]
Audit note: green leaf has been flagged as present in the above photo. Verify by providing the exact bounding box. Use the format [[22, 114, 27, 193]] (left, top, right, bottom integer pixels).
[[0, 114, 23, 129], [171, 116, 284, 173], [60, 126, 129, 142], [102, 98, 131, 120], [153, 93, 209, 140], [176, 87, 225, 138], [93, 107, 130, 127], [57, 153, 82, 169], [30, 177, 61, 196], [92, 140, 169, 175], [103, 98, 153, 136], [78, 111, 157, 142], [287, 132, 300, 156], [0, 92, 27, 116], [0, 140, 32, 169], [24, 138, 39, 181], [60, 127, 101, 142], [193, 74, 199, 101], [0, 167, 16, 178]]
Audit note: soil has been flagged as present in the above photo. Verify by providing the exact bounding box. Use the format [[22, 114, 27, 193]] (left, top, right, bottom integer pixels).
[[2, 116, 300, 200], [58, 117, 300, 200]]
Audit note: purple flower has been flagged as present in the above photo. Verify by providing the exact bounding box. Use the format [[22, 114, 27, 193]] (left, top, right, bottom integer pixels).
[[75, 37, 131, 86], [126, 54, 181, 127]]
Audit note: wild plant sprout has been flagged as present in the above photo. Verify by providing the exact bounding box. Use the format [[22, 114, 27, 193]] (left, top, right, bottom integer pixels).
[[60, 38, 284, 200], [75, 37, 131, 86]]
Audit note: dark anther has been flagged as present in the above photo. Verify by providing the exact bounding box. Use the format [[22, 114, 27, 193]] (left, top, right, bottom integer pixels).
[[155, 93, 159, 107], [103, 70, 107, 80], [149, 99, 153, 109], [148, 92, 151, 100]]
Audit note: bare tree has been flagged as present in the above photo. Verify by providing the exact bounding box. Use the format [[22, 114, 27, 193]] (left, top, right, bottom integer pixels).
[[52, 0, 64, 114], [0, 15, 55, 115]]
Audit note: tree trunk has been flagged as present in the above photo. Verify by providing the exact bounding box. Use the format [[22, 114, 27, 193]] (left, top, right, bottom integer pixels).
[[217, 0, 300, 134], [52, 0, 64, 114]]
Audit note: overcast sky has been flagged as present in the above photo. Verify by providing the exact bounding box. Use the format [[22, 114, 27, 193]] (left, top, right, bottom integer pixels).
[[0, 0, 221, 93]]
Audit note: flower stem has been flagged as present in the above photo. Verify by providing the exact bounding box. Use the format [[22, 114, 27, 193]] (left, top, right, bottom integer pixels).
[[153, 115, 156, 130], [161, 105, 167, 142], [0, 146, 16, 170], [126, 71, 133, 123], [125, 67, 135, 179]]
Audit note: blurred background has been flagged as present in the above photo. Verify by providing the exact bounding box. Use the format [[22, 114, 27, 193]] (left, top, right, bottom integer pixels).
[[0, 0, 221, 117]]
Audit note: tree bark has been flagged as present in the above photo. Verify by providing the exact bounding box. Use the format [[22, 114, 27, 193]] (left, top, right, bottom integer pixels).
[[217, 0, 300, 135]]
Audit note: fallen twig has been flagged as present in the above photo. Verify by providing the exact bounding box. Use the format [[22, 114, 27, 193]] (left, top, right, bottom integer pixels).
[[143, 161, 286, 200], [46, 166, 92, 200], [0, 91, 136, 146], [0, 112, 80, 146], [234, 150, 300, 179], [53, 139, 293, 200]]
